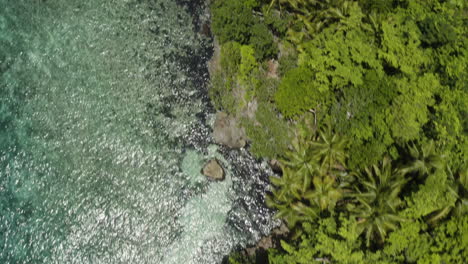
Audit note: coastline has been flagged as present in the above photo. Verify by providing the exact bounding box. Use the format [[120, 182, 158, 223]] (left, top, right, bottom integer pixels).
[[202, 2, 288, 262], [181, 0, 285, 260]]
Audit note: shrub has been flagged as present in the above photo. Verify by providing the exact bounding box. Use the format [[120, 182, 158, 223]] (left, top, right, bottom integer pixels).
[[238, 45, 259, 88], [249, 22, 278, 60], [211, 0, 256, 44], [262, 7, 289, 37], [275, 67, 329, 118], [243, 103, 291, 159], [220, 41, 242, 76], [278, 41, 298, 77], [208, 42, 242, 113], [208, 71, 237, 113]]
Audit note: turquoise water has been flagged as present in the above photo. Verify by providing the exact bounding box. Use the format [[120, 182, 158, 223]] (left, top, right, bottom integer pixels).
[[0, 1, 276, 263]]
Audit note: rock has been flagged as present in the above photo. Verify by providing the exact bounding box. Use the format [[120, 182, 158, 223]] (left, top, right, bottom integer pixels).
[[257, 236, 273, 250], [244, 222, 290, 257], [272, 222, 289, 236], [202, 159, 225, 181], [213, 112, 246, 148], [269, 159, 282, 174], [245, 99, 258, 120], [200, 22, 211, 37], [244, 235, 273, 257], [267, 59, 279, 79]]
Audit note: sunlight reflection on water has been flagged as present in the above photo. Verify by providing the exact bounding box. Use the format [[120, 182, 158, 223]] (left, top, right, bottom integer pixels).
[[0, 1, 277, 263]]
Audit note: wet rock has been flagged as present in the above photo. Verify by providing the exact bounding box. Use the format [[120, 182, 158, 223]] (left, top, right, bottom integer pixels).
[[213, 112, 246, 149], [200, 22, 211, 37], [202, 159, 225, 180]]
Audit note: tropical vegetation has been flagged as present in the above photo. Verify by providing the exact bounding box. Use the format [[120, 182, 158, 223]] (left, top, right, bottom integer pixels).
[[209, 0, 467, 263]]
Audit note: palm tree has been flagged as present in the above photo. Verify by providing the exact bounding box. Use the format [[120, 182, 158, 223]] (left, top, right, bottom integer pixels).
[[402, 140, 446, 176], [453, 165, 468, 216], [267, 167, 319, 228], [267, 120, 342, 225], [299, 0, 353, 34], [348, 156, 408, 246], [267, 0, 355, 37], [309, 121, 348, 175], [267, 119, 351, 228], [304, 175, 343, 212], [269, 166, 303, 204], [266, 201, 319, 229], [267, 0, 318, 13], [280, 135, 319, 194], [267, 121, 319, 228], [428, 164, 468, 223]]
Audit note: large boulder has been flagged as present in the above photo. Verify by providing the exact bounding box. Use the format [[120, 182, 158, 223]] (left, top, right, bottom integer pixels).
[[202, 159, 225, 181], [213, 112, 246, 148]]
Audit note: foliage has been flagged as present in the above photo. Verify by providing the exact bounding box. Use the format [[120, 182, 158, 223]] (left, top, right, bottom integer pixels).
[[403, 170, 457, 223], [417, 14, 457, 48], [249, 22, 278, 60], [448, 165, 468, 217], [387, 74, 436, 142], [209, 71, 236, 113], [254, 73, 280, 103], [385, 215, 468, 263], [220, 42, 242, 77], [238, 45, 260, 91], [427, 215, 468, 263], [402, 140, 446, 176], [262, 7, 289, 37], [275, 66, 330, 118], [211, 0, 468, 262], [267, 0, 363, 40], [291, 0, 466, 169], [384, 220, 431, 263], [210, 0, 256, 44], [297, 12, 379, 92], [268, 217, 389, 264], [269, 214, 468, 264], [209, 42, 242, 113], [357, 0, 396, 14], [209, 43, 261, 114], [305, 175, 343, 212], [228, 251, 256, 264], [309, 122, 348, 174], [332, 71, 396, 169], [277, 41, 298, 77], [267, 121, 349, 228], [242, 103, 291, 159], [348, 157, 408, 246]]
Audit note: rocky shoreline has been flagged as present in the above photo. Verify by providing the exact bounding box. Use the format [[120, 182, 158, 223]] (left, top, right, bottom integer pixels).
[[202, 6, 288, 263], [177, 0, 286, 261]]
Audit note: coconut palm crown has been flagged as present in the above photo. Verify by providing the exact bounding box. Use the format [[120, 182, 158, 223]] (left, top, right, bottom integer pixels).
[[347, 156, 408, 246]]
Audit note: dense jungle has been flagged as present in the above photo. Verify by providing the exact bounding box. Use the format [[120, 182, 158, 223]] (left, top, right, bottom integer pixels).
[[208, 0, 468, 263]]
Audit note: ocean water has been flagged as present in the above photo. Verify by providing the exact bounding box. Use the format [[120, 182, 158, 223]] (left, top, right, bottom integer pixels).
[[0, 1, 277, 263]]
